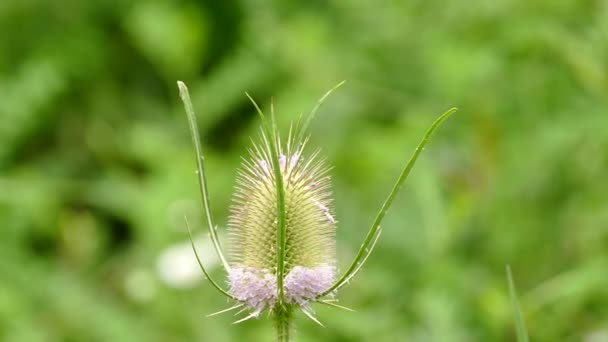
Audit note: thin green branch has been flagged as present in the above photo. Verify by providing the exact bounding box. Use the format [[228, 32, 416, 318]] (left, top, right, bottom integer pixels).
[[321, 107, 457, 296], [184, 216, 234, 299], [245, 93, 287, 305], [507, 265, 530, 342], [177, 81, 230, 272]]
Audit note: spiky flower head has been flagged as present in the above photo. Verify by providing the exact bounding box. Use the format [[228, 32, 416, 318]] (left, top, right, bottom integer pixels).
[[227, 135, 336, 316]]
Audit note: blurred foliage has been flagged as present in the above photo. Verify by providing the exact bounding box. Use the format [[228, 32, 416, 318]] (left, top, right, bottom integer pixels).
[[1, 0, 607, 341]]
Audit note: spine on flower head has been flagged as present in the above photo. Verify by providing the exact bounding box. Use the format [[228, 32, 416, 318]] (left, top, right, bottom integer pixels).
[[227, 134, 336, 314]]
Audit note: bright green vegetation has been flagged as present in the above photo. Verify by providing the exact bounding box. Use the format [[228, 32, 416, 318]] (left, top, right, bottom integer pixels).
[[1, 1, 607, 341]]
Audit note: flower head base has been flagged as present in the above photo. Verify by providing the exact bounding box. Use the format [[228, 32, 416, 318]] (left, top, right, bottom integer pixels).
[[228, 264, 335, 315]]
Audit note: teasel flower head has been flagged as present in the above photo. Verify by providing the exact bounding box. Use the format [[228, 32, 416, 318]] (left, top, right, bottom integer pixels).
[[177, 80, 456, 340], [227, 136, 337, 316]]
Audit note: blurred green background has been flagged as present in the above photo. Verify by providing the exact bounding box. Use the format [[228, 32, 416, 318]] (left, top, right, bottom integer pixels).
[[1, 0, 607, 341]]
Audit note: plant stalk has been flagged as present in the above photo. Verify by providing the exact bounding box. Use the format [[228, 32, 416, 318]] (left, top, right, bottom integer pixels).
[[273, 305, 293, 342]]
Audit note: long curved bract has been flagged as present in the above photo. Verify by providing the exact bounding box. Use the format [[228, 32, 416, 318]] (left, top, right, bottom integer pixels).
[[320, 107, 457, 297], [177, 81, 231, 272]]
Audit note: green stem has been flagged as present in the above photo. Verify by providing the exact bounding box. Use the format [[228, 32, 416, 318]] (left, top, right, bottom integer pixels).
[[273, 305, 293, 342]]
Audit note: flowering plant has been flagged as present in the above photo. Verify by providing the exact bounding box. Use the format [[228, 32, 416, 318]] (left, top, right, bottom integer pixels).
[[177, 81, 455, 341]]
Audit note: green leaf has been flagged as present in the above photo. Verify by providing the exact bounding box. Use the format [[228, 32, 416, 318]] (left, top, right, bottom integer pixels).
[[507, 265, 530, 342]]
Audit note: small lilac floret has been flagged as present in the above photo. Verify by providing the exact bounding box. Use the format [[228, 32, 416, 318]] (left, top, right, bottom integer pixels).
[[289, 153, 299, 170], [257, 160, 269, 176], [228, 265, 335, 314], [228, 268, 277, 314], [284, 265, 335, 306], [279, 154, 287, 172]]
